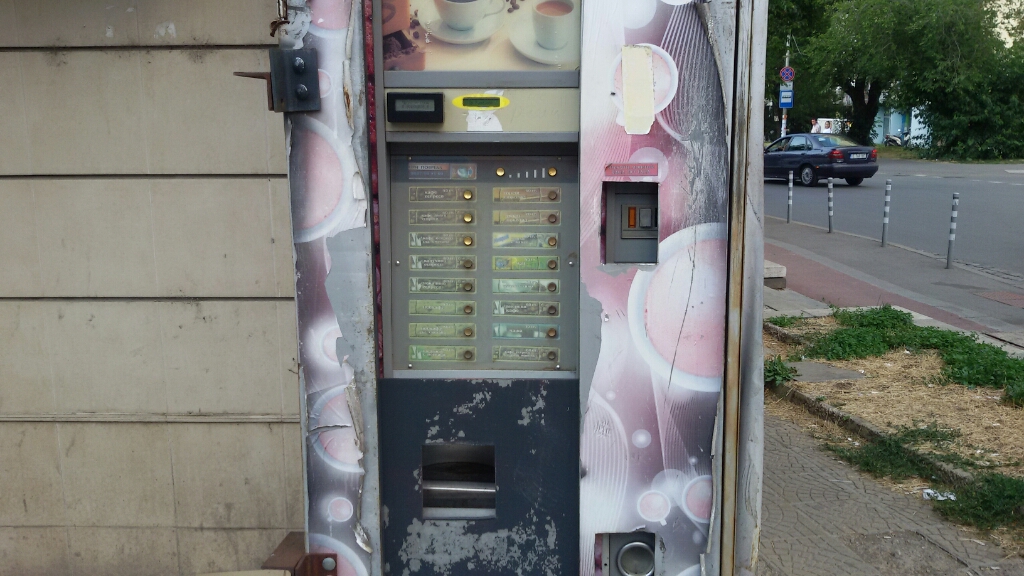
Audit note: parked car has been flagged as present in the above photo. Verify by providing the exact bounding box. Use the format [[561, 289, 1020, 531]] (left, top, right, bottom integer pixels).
[[764, 133, 879, 186]]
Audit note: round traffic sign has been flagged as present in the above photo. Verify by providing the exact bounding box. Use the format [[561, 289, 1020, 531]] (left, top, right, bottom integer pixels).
[[780, 66, 795, 82]]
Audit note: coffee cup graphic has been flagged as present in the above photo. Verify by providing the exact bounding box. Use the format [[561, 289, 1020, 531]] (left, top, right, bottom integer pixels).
[[434, 0, 504, 30], [533, 0, 576, 50]]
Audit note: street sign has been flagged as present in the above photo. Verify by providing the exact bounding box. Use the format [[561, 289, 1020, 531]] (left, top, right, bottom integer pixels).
[[781, 80, 793, 90], [780, 66, 795, 82], [779, 88, 794, 109]]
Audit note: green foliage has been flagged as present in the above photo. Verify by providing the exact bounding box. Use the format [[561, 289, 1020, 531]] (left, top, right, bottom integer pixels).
[[826, 435, 932, 480], [800, 306, 1024, 404], [767, 0, 1024, 157], [833, 305, 914, 330], [829, 426, 1024, 529], [765, 355, 800, 387], [803, 327, 890, 359], [934, 474, 1024, 529], [767, 315, 802, 328]]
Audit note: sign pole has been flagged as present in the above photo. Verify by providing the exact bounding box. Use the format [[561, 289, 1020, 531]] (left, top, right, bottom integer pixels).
[[781, 37, 789, 137]]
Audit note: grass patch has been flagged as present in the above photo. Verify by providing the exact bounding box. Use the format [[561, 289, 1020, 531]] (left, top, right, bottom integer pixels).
[[766, 315, 803, 328], [934, 474, 1024, 529], [800, 305, 1024, 405], [827, 435, 932, 481], [830, 428, 1024, 529], [764, 355, 799, 387], [875, 146, 927, 161]]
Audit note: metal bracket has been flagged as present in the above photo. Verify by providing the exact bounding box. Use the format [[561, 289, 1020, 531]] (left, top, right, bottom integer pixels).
[[234, 48, 321, 113], [263, 532, 339, 576]]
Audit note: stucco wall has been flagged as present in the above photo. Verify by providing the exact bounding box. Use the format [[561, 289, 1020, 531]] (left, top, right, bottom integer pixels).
[[0, 2, 303, 574]]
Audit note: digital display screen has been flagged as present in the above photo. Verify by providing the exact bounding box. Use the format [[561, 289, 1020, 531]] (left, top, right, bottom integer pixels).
[[395, 99, 436, 112], [462, 97, 502, 108]]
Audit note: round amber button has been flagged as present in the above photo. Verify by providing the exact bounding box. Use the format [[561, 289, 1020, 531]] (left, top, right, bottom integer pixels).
[[463, 213, 473, 223], [547, 260, 557, 270], [547, 237, 557, 247], [548, 214, 558, 223], [547, 282, 557, 292], [547, 328, 557, 338], [463, 189, 473, 200], [464, 305, 474, 314], [547, 167, 557, 177], [548, 190, 558, 200], [496, 167, 506, 177], [463, 236, 473, 246], [463, 327, 474, 337], [464, 350, 474, 360], [463, 282, 473, 292], [547, 351, 557, 360], [547, 305, 558, 315]]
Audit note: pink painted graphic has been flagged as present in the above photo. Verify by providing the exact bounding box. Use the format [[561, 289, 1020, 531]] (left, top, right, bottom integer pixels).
[[282, 0, 373, 573], [579, 0, 729, 573]]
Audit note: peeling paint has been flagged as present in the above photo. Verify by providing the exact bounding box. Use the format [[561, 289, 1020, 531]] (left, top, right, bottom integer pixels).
[[452, 391, 491, 415], [517, 387, 547, 426], [398, 519, 561, 576]]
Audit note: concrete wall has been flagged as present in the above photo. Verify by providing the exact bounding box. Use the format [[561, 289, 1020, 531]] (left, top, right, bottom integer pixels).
[[0, 2, 303, 574]]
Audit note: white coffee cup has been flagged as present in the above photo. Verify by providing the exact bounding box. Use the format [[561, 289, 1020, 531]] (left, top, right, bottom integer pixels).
[[532, 0, 575, 50], [434, 0, 504, 31]]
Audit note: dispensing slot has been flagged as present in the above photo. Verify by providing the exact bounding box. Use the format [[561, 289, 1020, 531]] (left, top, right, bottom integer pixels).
[[422, 444, 496, 519]]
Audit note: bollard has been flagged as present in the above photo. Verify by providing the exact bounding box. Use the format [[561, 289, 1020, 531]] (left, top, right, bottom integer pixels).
[[787, 171, 793, 223], [946, 192, 959, 269], [881, 179, 891, 247], [827, 177, 834, 233]]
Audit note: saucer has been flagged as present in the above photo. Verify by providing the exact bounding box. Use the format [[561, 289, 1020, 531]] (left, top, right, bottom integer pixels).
[[508, 18, 580, 66], [425, 13, 503, 45]]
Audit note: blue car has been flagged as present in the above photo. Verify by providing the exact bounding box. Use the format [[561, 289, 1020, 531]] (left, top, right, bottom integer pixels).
[[764, 133, 879, 186]]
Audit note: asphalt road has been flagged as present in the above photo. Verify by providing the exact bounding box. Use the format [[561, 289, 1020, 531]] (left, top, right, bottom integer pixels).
[[764, 158, 1024, 277]]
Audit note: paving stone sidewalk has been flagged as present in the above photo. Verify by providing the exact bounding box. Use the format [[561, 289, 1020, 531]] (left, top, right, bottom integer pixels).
[[757, 413, 1024, 575]]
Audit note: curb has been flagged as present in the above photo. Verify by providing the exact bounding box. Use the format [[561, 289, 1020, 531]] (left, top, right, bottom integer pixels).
[[764, 320, 976, 487]]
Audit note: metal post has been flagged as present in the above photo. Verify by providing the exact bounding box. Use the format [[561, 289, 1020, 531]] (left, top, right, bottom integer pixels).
[[787, 171, 793, 223], [881, 179, 891, 247], [781, 36, 790, 137], [827, 177, 834, 233], [946, 192, 959, 269]]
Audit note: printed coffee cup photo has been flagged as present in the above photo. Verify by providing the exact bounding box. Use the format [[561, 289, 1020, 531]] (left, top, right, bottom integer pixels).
[[533, 0, 575, 50], [434, 0, 505, 31]]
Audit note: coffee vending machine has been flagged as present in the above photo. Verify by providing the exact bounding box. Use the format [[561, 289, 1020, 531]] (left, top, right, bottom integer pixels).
[[280, 0, 764, 574]]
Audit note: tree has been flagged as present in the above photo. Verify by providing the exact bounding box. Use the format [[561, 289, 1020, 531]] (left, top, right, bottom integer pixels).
[[890, 0, 1024, 159], [806, 0, 910, 144], [763, 0, 843, 140]]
